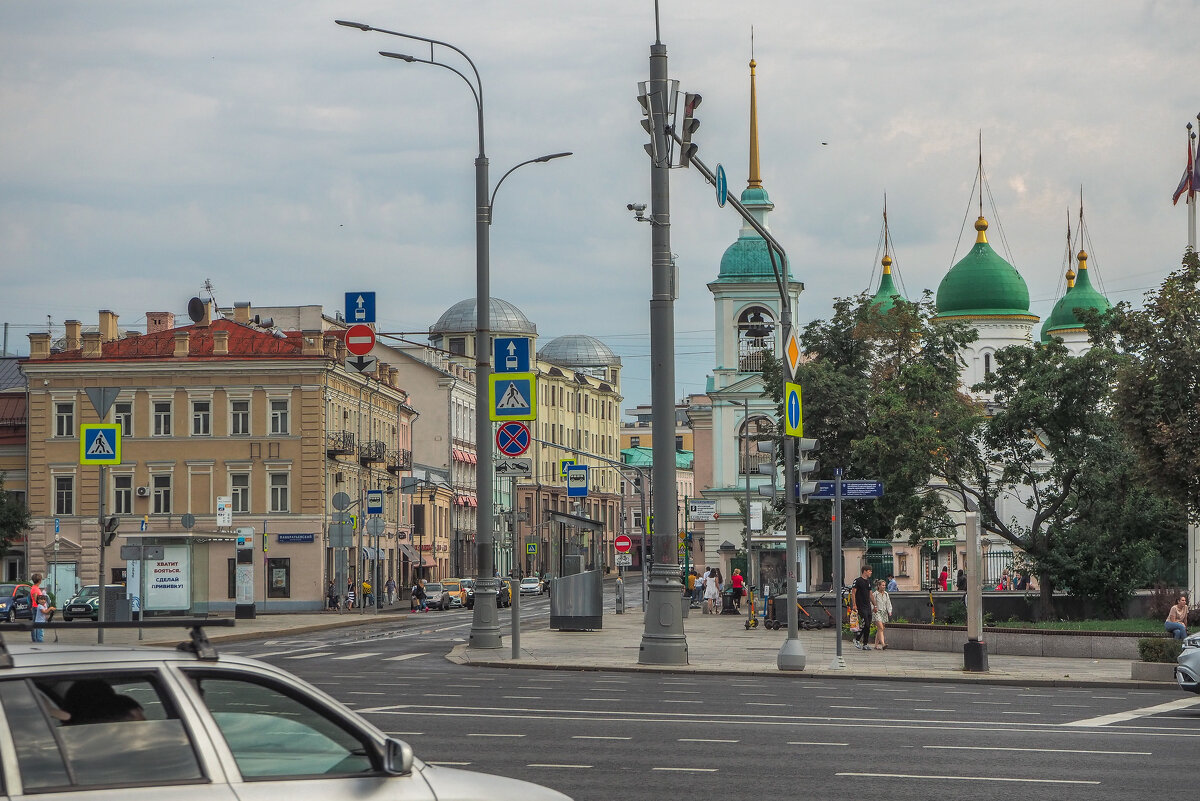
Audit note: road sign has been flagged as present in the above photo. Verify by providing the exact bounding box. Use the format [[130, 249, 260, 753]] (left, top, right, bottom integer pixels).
[[345, 324, 375, 356], [366, 517, 386, 536], [715, 163, 728, 208], [366, 489, 384, 514], [614, 534, 632, 553], [332, 491, 352, 510], [807, 480, 884, 499], [84, 387, 121, 419], [566, 464, 589, 497], [79, 424, 120, 465], [559, 458, 575, 476], [496, 421, 531, 456], [180, 513, 196, 530], [526, 542, 538, 555], [493, 337, 531, 374], [54, 518, 60, 534], [347, 355, 377, 374], [785, 329, 803, 378], [495, 458, 532, 477], [236, 526, 255, 549], [489, 373, 536, 421], [687, 499, 718, 521], [784, 382, 804, 437], [615, 553, 633, 567], [345, 292, 376, 324]]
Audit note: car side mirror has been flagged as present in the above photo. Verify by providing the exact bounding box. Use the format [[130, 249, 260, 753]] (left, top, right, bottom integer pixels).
[[384, 737, 414, 776]]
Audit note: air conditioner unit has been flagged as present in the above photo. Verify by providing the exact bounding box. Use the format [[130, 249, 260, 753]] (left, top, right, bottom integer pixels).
[[136, 486, 151, 497], [334, 472, 345, 484]]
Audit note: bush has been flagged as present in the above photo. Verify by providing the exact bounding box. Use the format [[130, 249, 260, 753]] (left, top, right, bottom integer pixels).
[[944, 600, 966, 625], [1137, 638, 1183, 663]]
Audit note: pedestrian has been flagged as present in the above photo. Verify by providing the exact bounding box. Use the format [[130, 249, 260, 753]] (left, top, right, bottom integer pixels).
[[694, 567, 709, 606], [30, 573, 49, 643], [326, 581, 340, 611], [956, 568, 967, 592], [886, 574, 898, 593], [871, 579, 893, 650], [938, 566, 949, 592], [386, 577, 397, 606], [850, 565, 875, 650], [345, 580, 356, 610], [703, 568, 720, 614], [999, 568, 1011, 591], [413, 579, 428, 612], [1166, 594, 1189, 639], [362, 579, 373, 607], [731, 568, 745, 611]]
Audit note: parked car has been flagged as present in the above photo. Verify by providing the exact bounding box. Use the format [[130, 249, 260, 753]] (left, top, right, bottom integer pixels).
[[1177, 631, 1200, 693], [0, 583, 33, 622], [519, 576, 543, 596], [462, 578, 511, 608], [422, 582, 445, 610], [63, 585, 125, 622], [440, 580, 466, 609], [0, 626, 571, 800]]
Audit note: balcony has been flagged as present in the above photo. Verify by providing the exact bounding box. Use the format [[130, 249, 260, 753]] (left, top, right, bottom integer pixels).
[[358, 439, 386, 465], [326, 430, 355, 456], [386, 448, 412, 474]]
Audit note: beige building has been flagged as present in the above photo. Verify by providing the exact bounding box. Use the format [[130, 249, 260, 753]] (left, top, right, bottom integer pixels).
[[21, 303, 415, 612], [0, 358, 28, 582]]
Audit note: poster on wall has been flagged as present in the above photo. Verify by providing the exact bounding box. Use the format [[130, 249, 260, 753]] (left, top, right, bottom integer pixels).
[[127, 546, 191, 611]]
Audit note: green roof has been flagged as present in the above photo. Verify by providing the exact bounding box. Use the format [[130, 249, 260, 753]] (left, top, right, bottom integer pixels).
[[936, 217, 1032, 319], [714, 185, 793, 283], [1040, 255, 1111, 341], [622, 446, 693, 470], [869, 259, 905, 314]]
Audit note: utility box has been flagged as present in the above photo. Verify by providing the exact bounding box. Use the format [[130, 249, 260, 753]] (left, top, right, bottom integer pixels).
[[549, 570, 602, 631]]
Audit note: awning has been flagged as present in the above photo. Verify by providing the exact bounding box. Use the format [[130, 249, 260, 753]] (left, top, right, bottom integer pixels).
[[456, 495, 478, 507], [419, 556, 436, 568], [361, 546, 380, 560], [398, 544, 419, 561], [452, 448, 478, 464]]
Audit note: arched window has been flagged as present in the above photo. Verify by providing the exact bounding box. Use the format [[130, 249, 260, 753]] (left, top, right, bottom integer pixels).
[[983, 352, 992, 378], [737, 307, 776, 372]]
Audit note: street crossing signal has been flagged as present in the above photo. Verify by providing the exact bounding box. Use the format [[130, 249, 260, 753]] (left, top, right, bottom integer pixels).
[[678, 92, 701, 168], [797, 438, 820, 504]]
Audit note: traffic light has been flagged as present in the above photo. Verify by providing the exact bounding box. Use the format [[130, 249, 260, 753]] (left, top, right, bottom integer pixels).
[[796, 438, 820, 504], [638, 89, 657, 162], [101, 515, 120, 546], [678, 92, 701, 168], [756, 440, 778, 501]]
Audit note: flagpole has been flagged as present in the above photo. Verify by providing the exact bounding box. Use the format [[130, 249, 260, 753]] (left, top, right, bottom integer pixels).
[[1190, 122, 1198, 252]]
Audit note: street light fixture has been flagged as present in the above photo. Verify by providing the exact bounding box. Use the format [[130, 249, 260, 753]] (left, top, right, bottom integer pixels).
[[339, 19, 570, 649]]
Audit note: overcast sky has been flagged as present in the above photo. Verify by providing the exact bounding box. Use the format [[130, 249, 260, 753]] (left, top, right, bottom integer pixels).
[[2, 1, 1196, 410]]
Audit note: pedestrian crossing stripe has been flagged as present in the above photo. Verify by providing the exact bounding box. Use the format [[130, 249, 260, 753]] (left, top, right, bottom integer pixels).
[[79, 424, 121, 465], [488, 372, 537, 421]]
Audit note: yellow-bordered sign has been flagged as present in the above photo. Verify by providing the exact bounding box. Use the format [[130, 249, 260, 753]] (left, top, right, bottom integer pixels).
[[489, 372, 537, 421], [559, 458, 575, 476], [784, 382, 804, 437], [80, 424, 121, 465]]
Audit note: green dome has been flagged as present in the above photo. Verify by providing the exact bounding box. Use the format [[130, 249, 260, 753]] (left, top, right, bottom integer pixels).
[[869, 256, 905, 314], [1040, 252, 1111, 341], [715, 185, 793, 283], [936, 217, 1032, 318]]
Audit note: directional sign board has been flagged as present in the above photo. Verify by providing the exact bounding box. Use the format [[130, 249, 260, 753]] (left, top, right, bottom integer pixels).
[[493, 337, 531, 374], [495, 421, 531, 456], [489, 373, 536, 421], [495, 458, 532, 478], [784, 381, 804, 437], [614, 534, 632, 553], [345, 324, 375, 357], [345, 292, 376, 324], [566, 464, 589, 498], [806, 480, 884, 500], [366, 489, 384, 515], [79, 424, 120, 465], [687, 499, 718, 521], [347, 355, 377, 374]]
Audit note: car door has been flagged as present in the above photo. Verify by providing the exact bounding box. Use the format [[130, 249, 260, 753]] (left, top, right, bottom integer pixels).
[[0, 669, 238, 801], [177, 666, 435, 801]]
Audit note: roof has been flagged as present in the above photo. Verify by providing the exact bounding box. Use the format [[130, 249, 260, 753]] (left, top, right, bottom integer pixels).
[[936, 217, 1034, 319], [0, 395, 26, 427], [0, 358, 24, 391], [713, 186, 795, 284], [538, 335, 621, 368], [868, 256, 905, 315], [429, 298, 536, 336], [25, 319, 308, 363], [1040, 251, 1111, 341]]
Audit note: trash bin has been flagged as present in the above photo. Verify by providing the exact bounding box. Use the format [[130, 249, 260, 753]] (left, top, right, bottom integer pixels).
[[549, 570, 602, 631], [721, 589, 737, 615]]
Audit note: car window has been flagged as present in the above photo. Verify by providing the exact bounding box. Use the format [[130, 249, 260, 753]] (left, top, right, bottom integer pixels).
[[0, 673, 205, 791], [425, 584, 442, 593], [185, 671, 377, 780]]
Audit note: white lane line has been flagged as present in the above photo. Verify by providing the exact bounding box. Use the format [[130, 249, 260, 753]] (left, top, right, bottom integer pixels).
[[742, 693, 779, 697], [926, 745, 1151, 756], [427, 761, 471, 766], [503, 696, 542, 700], [385, 653, 428, 661], [654, 767, 717, 773], [815, 695, 850, 699], [528, 764, 592, 769], [593, 679, 629, 683], [999, 712, 1041, 716], [348, 691, 386, 696], [245, 651, 290, 658], [423, 694, 462, 698], [468, 733, 525, 738], [1018, 693, 1053, 697], [970, 701, 1011, 705], [680, 738, 738, 743], [665, 690, 701, 694], [839, 772, 1098, 785], [662, 700, 703, 704], [580, 698, 621, 702], [830, 705, 876, 710], [285, 652, 335, 660], [1053, 704, 1091, 708], [945, 690, 981, 695], [1065, 696, 1200, 727], [573, 736, 631, 740], [789, 741, 848, 746], [1092, 696, 1126, 700], [332, 652, 380, 660], [748, 702, 788, 707], [898, 698, 932, 702], [389, 732, 424, 736]]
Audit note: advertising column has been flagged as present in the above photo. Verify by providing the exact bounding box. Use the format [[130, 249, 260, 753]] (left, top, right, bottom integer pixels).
[[235, 526, 255, 619]]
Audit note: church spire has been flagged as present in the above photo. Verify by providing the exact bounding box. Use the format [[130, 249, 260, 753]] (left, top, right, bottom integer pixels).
[[748, 56, 762, 188]]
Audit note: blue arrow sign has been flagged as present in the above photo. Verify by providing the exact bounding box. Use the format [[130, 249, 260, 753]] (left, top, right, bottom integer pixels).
[[805, 480, 884, 499], [366, 489, 384, 515], [715, 163, 728, 208], [345, 292, 376, 324], [493, 337, 531, 373]]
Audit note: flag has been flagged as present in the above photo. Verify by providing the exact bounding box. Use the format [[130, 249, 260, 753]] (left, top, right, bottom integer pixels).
[[1193, 135, 1200, 203], [1173, 134, 1195, 205]]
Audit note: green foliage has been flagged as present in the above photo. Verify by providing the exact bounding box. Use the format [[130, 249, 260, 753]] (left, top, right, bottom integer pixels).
[[0, 474, 31, 558], [1137, 638, 1184, 663], [945, 600, 966, 624]]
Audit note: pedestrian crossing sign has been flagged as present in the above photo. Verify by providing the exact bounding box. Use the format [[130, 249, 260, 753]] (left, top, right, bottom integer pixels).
[[489, 372, 537, 421], [80, 424, 121, 465]]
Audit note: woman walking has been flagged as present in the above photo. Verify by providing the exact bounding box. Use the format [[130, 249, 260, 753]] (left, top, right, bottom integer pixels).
[[871, 578, 893, 650], [703, 569, 721, 614], [731, 568, 745, 611]]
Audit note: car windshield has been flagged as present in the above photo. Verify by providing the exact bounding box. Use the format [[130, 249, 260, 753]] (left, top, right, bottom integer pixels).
[[521, 578, 538, 586], [425, 583, 443, 593], [0, 584, 16, 596], [74, 587, 101, 601]]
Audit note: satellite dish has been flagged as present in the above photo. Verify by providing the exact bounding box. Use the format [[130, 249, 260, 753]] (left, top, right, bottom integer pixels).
[[187, 297, 205, 323]]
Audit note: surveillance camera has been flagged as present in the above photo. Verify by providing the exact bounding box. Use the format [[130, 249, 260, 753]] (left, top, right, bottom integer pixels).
[[627, 202, 646, 213]]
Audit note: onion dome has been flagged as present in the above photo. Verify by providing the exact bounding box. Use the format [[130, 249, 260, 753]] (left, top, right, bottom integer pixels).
[[538, 334, 621, 369], [429, 297, 536, 336], [869, 254, 905, 314], [1040, 249, 1112, 341], [935, 216, 1033, 319]]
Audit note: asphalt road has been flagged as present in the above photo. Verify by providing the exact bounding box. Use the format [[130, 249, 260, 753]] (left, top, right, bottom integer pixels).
[[222, 589, 1200, 801]]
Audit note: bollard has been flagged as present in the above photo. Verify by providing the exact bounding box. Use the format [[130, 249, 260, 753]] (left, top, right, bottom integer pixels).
[[615, 577, 625, 614]]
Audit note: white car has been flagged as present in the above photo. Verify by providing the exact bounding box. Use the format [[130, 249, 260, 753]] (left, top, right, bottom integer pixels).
[[1177, 631, 1200, 693], [519, 577, 543, 596], [0, 622, 571, 800]]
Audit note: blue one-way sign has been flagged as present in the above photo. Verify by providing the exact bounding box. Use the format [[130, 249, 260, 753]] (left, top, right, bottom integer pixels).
[[345, 292, 376, 324], [493, 337, 531, 373]]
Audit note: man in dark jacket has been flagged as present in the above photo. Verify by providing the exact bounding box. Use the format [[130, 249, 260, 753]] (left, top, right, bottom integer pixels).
[[850, 565, 875, 650]]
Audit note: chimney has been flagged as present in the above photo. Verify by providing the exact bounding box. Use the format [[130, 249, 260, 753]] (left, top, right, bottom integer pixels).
[[212, 329, 229, 356], [376, 360, 388, 382], [28, 332, 51, 359], [388, 367, 399, 388], [233, 302, 252, 324], [147, 312, 175, 334], [98, 310, 119, 343], [81, 330, 103, 359], [335, 336, 346, 363], [64, 320, 82, 351], [174, 331, 191, 358], [323, 335, 338, 359], [301, 330, 323, 356], [197, 301, 213, 328]]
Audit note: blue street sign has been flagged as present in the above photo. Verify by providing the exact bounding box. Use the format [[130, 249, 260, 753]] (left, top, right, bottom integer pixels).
[[566, 464, 589, 498], [493, 337, 531, 373], [54, 518, 60, 534], [785, 382, 803, 437], [366, 489, 384, 515], [805, 480, 884, 500], [489, 373, 536, 421], [345, 292, 376, 324], [79, 424, 121, 465], [496, 421, 531, 457], [715, 163, 728, 208]]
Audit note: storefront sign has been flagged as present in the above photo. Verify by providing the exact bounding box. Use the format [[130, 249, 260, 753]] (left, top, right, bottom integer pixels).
[[277, 533, 316, 543]]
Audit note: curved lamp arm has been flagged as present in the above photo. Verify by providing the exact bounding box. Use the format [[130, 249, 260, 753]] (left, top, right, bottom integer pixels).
[[488, 152, 573, 223]]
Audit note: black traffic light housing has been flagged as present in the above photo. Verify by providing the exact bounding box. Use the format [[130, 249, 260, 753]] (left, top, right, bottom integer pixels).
[[101, 515, 120, 546]]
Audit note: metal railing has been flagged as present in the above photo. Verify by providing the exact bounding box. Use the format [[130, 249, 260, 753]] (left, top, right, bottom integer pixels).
[[386, 449, 412, 473], [358, 440, 386, 464], [326, 430, 355, 455]]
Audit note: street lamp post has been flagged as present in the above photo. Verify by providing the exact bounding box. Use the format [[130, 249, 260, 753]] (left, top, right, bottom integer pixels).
[[337, 19, 569, 649]]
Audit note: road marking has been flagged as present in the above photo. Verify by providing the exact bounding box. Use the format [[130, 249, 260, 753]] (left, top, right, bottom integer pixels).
[[573, 735, 630, 740], [662, 700, 703, 704], [427, 761, 471, 766], [503, 696, 542, 700], [654, 767, 717, 773], [665, 690, 701, 694], [385, 653, 428, 661], [423, 694, 462, 698], [348, 691, 386, 696], [1053, 704, 1091, 708], [528, 764, 592, 769], [945, 690, 981, 695], [333, 653, 380, 660], [748, 702, 788, 707], [1065, 696, 1200, 727], [840, 772, 1098, 785], [999, 711, 1040, 715], [680, 738, 737, 743], [285, 652, 335, 659], [580, 698, 620, 702], [743, 693, 779, 697], [970, 701, 1011, 705], [468, 733, 525, 738], [926, 745, 1151, 755], [830, 705, 876, 710], [389, 732, 424, 736], [1018, 693, 1053, 697], [788, 741, 848, 746]]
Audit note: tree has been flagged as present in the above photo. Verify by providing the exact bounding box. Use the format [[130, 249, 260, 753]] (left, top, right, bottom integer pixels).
[[0, 473, 31, 558]]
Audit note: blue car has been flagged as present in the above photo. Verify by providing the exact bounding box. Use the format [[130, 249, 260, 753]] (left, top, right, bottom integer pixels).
[[0, 583, 33, 622]]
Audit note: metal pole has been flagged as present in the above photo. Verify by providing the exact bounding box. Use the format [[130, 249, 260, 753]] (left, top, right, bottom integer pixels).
[[511, 477, 521, 659], [829, 467, 845, 668], [97, 465, 106, 644], [743, 398, 752, 591], [638, 29, 687, 666]]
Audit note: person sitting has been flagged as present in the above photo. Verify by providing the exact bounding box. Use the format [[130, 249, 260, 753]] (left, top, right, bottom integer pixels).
[[1166, 594, 1189, 640], [62, 680, 146, 724]]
